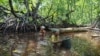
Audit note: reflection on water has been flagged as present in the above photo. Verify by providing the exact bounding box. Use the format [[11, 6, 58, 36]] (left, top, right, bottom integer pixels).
[[0, 32, 37, 56], [0, 32, 71, 56], [0, 31, 100, 56]]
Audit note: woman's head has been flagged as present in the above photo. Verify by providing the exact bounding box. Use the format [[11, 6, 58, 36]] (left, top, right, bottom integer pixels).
[[52, 30, 60, 35], [40, 26, 45, 30]]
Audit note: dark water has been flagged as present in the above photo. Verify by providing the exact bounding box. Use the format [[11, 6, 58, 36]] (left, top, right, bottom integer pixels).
[[0, 31, 100, 56], [0, 32, 72, 56]]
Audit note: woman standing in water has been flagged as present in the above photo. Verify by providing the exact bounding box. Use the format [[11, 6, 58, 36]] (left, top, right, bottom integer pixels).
[[50, 30, 72, 56], [50, 30, 60, 52], [39, 26, 46, 41]]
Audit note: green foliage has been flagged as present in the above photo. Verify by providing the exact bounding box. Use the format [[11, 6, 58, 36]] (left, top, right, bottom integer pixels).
[[0, 0, 100, 25]]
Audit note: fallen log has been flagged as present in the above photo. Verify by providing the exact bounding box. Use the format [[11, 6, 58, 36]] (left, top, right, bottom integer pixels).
[[49, 27, 88, 33], [88, 28, 100, 31]]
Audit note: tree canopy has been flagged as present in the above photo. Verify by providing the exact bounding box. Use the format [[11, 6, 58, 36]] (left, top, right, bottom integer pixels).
[[0, 0, 100, 32]]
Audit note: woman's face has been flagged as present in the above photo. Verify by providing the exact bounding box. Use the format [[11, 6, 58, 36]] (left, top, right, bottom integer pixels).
[[40, 28, 44, 30], [55, 32, 59, 35]]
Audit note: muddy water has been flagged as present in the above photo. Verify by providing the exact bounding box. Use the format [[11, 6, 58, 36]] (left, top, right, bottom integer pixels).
[[0, 31, 100, 56], [72, 30, 100, 47]]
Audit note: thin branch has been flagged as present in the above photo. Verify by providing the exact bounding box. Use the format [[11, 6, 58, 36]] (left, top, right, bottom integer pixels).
[[47, 3, 53, 16], [32, 0, 41, 16], [9, 0, 20, 18], [0, 5, 10, 11], [0, 5, 24, 14]]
